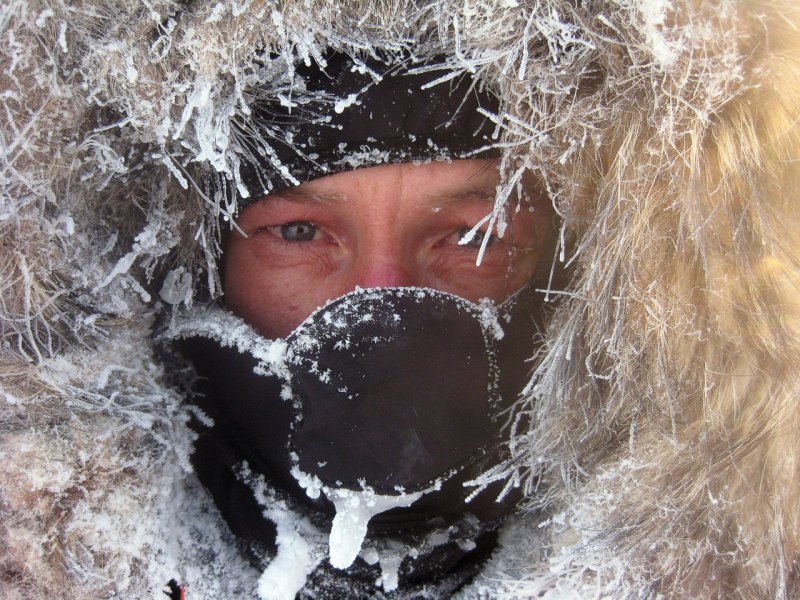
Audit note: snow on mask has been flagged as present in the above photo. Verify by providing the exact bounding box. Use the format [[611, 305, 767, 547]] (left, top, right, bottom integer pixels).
[[169, 286, 538, 571], [287, 288, 504, 494]]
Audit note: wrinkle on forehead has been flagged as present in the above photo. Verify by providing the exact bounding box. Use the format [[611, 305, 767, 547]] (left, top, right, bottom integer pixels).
[[264, 180, 498, 209], [428, 186, 497, 207], [273, 188, 348, 204]]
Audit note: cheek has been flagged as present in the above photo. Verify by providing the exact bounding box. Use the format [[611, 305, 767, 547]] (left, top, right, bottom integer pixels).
[[423, 250, 515, 303], [422, 241, 545, 304], [223, 240, 342, 338]]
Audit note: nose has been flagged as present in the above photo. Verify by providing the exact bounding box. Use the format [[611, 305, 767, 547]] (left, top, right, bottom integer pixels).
[[355, 260, 415, 288], [351, 231, 416, 288]]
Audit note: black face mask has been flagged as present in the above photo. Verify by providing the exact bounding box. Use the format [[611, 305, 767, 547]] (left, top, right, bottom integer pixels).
[[168, 286, 540, 590]]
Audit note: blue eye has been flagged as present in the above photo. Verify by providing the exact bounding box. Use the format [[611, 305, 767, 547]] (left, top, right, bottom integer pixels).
[[281, 221, 317, 242], [459, 227, 496, 249]]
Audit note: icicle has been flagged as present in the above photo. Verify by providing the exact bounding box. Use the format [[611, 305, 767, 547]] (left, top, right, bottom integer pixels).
[[377, 553, 403, 592], [324, 487, 423, 570]]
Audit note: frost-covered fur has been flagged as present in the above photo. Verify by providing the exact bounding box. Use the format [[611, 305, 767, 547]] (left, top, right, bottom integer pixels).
[[2, 1, 799, 598]]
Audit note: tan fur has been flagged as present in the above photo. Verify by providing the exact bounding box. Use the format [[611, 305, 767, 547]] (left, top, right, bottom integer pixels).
[[511, 2, 800, 596]]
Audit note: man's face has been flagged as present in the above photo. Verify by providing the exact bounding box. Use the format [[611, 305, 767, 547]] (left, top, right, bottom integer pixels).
[[224, 159, 553, 338]]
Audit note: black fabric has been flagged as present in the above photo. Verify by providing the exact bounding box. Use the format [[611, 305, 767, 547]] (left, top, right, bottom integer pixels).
[[180, 288, 537, 520], [288, 290, 498, 494], [237, 52, 501, 198], [186, 374, 505, 599], [183, 335, 306, 502], [176, 286, 543, 596], [297, 529, 499, 600]]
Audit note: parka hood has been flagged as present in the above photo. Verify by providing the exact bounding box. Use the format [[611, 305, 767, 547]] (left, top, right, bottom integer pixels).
[[2, 1, 799, 598]]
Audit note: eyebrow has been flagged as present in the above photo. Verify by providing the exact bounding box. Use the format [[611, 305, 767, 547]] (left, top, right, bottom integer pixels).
[[273, 188, 348, 203], [428, 185, 497, 206], [268, 183, 498, 205]]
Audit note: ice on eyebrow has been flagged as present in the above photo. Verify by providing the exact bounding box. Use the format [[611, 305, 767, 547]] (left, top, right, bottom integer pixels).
[[429, 187, 497, 205], [280, 188, 348, 203]]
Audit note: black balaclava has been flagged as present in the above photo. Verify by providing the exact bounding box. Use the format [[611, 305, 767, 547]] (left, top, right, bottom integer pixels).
[[169, 52, 545, 598], [171, 286, 542, 598], [235, 51, 500, 198]]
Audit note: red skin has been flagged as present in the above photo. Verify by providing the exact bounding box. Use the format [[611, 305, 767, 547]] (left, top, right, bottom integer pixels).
[[224, 160, 553, 338]]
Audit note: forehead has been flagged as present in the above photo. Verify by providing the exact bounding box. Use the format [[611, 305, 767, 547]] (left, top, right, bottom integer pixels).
[[278, 159, 499, 203]]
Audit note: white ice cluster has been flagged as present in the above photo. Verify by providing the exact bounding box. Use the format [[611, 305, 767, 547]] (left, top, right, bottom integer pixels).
[[241, 461, 437, 599]]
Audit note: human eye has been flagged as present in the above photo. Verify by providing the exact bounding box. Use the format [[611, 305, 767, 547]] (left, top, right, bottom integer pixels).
[[278, 220, 319, 242], [457, 227, 497, 249]]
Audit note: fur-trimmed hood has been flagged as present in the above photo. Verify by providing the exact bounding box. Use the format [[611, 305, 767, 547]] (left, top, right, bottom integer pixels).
[[2, 1, 799, 598]]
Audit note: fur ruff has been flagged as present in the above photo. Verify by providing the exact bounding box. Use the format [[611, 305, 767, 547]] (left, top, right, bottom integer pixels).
[[1, 0, 798, 597]]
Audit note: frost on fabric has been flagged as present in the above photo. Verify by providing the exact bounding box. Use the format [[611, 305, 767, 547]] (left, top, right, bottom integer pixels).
[[289, 285, 508, 347], [283, 285, 509, 435], [167, 286, 500, 593], [237, 464, 328, 600], [238, 457, 463, 597], [325, 486, 423, 570], [166, 307, 293, 381], [290, 462, 430, 589], [257, 510, 319, 600]]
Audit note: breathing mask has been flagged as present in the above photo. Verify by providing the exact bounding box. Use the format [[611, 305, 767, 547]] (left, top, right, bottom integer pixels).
[[169, 285, 539, 574]]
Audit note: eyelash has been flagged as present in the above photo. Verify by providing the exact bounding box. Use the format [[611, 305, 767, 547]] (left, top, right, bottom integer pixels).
[[279, 221, 319, 242], [253, 222, 320, 240], [456, 227, 497, 249], [253, 221, 502, 254]]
